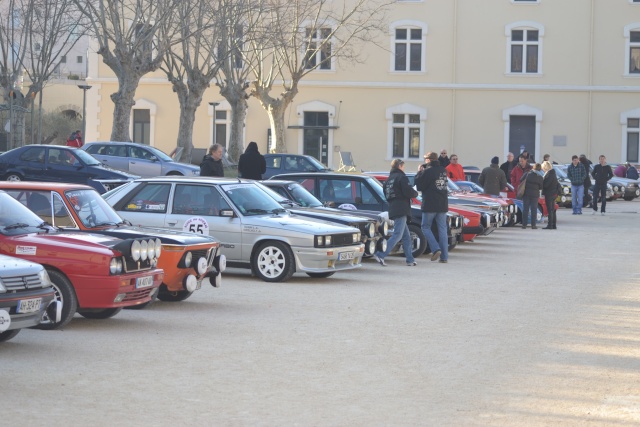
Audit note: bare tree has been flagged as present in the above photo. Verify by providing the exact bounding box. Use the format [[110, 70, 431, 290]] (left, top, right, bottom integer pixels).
[[245, 0, 390, 153], [0, 0, 86, 148], [73, 0, 186, 142]]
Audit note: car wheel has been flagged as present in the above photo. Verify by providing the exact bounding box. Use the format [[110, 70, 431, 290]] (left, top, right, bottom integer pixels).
[[623, 196, 634, 201], [4, 173, 22, 182], [0, 329, 21, 342], [33, 270, 78, 330], [77, 308, 123, 319], [306, 272, 335, 278], [157, 286, 194, 302], [390, 223, 427, 258], [252, 241, 295, 282]]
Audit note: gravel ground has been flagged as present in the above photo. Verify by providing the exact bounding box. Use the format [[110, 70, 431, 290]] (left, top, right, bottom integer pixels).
[[2, 201, 640, 426]]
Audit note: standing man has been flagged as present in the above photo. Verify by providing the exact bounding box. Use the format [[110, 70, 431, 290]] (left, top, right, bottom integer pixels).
[[372, 159, 419, 267], [200, 144, 224, 177], [438, 149, 450, 168], [415, 152, 449, 263], [445, 154, 465, 181], [510, 154, 532, 194], [479, 156, 507, 196], [591, 155, 613, 215], [500, 152, 517, 185], [237, 141, 266, 180], [579, 155, 593, 208], [521, 163, 544, 229], [567, 155, 587, 214]]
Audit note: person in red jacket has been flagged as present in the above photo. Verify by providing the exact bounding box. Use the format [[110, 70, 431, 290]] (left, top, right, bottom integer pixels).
[[510, 153, 532, 188], [66, 130, 83, 148], [445, 154, 465, 181]]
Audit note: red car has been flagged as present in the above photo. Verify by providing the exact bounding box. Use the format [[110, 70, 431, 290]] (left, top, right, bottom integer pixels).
[[0, 191, 163, 328]]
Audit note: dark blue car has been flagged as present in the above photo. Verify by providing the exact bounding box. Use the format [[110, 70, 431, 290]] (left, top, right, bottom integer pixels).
[[263, 154, 330, 179], [0, 145, 138, 193]]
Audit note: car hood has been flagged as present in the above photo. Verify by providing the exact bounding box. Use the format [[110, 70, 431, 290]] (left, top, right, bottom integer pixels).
[[245, 213, 360, 234], [5, 232, 125, 255], [288, 207, 371, 225], [90, 163, 140, 180], [0, 253, 44, 276], [85, 225, 218, 245]]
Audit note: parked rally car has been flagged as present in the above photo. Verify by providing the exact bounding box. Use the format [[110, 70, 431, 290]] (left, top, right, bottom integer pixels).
[[103, 177, 364, 282], [259, 180, 391, 257], [2, 182, 225, 303], [270, 172, 463, 257], [0, 254, 61, 343], [0, 191, 163, 328]]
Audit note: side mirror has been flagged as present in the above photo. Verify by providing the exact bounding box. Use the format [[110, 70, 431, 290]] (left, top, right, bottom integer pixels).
[[219, 209, 235, 217], [150, 156, 158, 162]]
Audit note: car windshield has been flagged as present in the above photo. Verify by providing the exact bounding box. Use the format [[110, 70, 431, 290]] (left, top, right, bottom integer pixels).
[[73, 149, 102, 166], [0, 192, 50, 235], [306, 156, 330, 171], [364, 176, 386, 199], [287, 183, 323, 207], [448, 180, 462, 192], [65, 189, 124, 227], [221, 183, 286, 216], [146, 146, 173, 162], [553, 166, 568, 179]]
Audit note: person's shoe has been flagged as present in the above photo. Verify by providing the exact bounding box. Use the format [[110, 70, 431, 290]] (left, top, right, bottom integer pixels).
[[439, 259, 448, 263], [531, 225, 538, 229], [430, 250, 441, 261], [542, 226, 552, 229], [552, 226, 557, 229], [406, 261, 417, 266], [578, 211, 583, 215], [601, 212, 605, 216], [592, 210, 596, 215], [372, 254, 386, 266], [521, 225, 527, 229]]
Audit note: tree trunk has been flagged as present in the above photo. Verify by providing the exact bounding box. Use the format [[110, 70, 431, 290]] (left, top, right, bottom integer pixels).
[[174, 89, 202, 164], [110, 75, 142, 142], [266, 99, 288, 153], [227, 98, 247, 163]]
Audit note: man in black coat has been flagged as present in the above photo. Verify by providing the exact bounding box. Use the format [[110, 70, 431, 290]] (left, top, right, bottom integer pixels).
[[238, 141, 266, 180], [372, 159, 419, 267], [591, 155, 614, 215], [414, 152, 449, 263], [500, 152, 517, 185], [200, 144, 224, 177]]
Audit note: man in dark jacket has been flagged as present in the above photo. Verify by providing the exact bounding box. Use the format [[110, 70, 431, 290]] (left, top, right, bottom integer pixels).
[[500, 152, 518, 184], [567, 155, 587, 214], [438, 149, 450, 168], [591, 155, 614, 215], [521, 163, 544, 229], [237, 141, 266, 180], [200, 144, 224, 177], [479, 156, 507, 196], [579, 155, 593, 207], [414, 152, 449, 263], [372, 159, 419, 267]]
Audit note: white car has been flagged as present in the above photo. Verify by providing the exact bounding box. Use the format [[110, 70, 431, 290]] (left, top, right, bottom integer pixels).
[[103, 177, 364, 282]]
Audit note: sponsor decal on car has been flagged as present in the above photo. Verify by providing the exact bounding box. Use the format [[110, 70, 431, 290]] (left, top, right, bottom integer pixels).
[[182, 217, 209, 235], [16, 245, 37, 255]]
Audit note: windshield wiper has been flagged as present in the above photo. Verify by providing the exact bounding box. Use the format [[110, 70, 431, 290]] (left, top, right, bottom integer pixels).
[[271, 208, 287, 214], [4, 223, 31, 230], [95, 221, 119, 227], [244, 208, 269, 214], [118, 219, 132, 227]]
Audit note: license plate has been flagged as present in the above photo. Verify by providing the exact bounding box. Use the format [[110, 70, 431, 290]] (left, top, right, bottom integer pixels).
[[17, 298, 42, 314], [135, 276, 154, 289], [338, 251, 355, 261]]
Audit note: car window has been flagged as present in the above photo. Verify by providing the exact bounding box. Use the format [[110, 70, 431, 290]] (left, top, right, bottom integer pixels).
[[97, 144, 127, 157], [220, 184, 283, 215], [84, 144, 101, 154], [173, 184, 230, 215], [52, 193, 77, 228], [66, 189, 123, 227], [48, 148, 75, 166], [121, 183, 170, 213], [20, 147, 45, 163], [130, 146, 154, 160], [266, 156, 281, 169], [284, 156, 300, 171]]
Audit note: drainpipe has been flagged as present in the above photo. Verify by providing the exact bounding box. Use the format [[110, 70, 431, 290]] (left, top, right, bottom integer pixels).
[[450, 0, 458, 154], [587, 0, 595, 159]]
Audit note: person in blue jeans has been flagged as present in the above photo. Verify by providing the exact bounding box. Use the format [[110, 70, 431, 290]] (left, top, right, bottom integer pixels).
[[414, 151, 449, 263], [373, 159, 419, 266], [567, 155, 587, 214]]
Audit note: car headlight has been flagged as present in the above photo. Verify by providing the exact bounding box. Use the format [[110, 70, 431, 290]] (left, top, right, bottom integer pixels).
[[352, 233, 359, 244], [131, 240, 141, 261], [147, 240, 155, 260], [379, 221, 389, 237], [621, 186, 626, 192], [154, 239, 162, 258], [316, 235, 324, 246], [38, 269, 51, 288], [140, 239, 148, 261], [366, 239, 376, 255], [0, 278, 5, 293], [563, 187, 570, 195], [377, 238, 387, 253], [109, 257, 123, 275], [184, 251, 193, 268], [197, 257, 208, 275], [192, 170, 200, 176], [214, 254, 226, 272], [614, 185, 619, 192], [326, 235, 332, 246], [366, 222, 375, 238]]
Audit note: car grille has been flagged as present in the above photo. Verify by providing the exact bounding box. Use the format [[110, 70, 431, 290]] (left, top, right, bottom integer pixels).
[[1, 274, 43, 291], [191, 248, 215, 267], [331, 233, 355, 247], [123, 258, 155, 273]]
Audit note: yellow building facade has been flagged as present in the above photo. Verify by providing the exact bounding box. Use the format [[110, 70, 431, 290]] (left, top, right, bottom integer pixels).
[[83, 0, 640, 171]]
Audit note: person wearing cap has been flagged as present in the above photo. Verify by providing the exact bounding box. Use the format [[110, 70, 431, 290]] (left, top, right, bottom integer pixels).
[[500, 152, 517, 184], [415, 152, 449, 263], [438, 149, 450, 168], [372, 159, 419, 267], [479, 156, 507, 196]]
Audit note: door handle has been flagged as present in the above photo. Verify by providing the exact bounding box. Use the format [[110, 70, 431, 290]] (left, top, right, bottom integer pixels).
[[167, 221, 177, 226]]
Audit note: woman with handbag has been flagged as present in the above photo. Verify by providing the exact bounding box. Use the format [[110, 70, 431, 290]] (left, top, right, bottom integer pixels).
[[541, 161, 559, 229]]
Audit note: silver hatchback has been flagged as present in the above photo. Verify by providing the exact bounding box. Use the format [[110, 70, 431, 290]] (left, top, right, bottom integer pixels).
[[83, 142, 200, 178]]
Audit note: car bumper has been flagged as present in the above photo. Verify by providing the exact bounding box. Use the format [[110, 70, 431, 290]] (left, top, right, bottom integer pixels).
[[292, 244, 364, 273], [67, 269, 164, 308], [0, 287, 56, 330], [158, 244, 222, 292]]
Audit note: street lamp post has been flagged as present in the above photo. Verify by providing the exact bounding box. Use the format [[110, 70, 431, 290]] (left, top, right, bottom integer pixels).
[[77, 85, 92, 141], [209, 102, 220, 146]]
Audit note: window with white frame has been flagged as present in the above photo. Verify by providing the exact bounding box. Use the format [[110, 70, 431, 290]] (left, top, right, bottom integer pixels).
[[627, 118, 639, 162], [391, 22, 426, 72], [506, 22, 543, 74], [386, 104, 425, 160], [303, 28, 332, 70], [627, 27, 640, 74]]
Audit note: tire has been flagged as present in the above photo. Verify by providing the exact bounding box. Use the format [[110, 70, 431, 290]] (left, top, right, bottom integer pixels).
[[77, 308, 122, 319], [4, 173, 22, 182], [306, 272, 335, 278], [623, 196, 634, 201], [407, 223, 428, 258], [0, 329, 21, 342], [33, 269, 78, 330], [157, 285, 194, 302], [252, 241, 296, 282]]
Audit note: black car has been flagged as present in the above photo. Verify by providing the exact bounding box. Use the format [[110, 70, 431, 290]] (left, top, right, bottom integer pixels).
[[269, 172, 463, 257], [0, 145, 139, 193], [263, 154, 330, 179], [259, 180, 390, 257]]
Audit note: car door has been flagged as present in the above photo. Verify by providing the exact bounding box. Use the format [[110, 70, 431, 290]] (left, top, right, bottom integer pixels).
[[16, 146, 46, 180], [44, 148, 92, 184], [264, 155, 282, 179], [114, 182, 172, 228], [163, 183, 243, 261], [87, 144, 130, 173], [128, 145, 162, 177]]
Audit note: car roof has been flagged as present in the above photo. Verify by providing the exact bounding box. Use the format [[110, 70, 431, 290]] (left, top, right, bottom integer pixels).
[[261, 179, 298, 185], [85, 141, 138, 146], [130, 176, 252, 185], [271, 172, 371, 179], [0, 182, 94, 191]]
